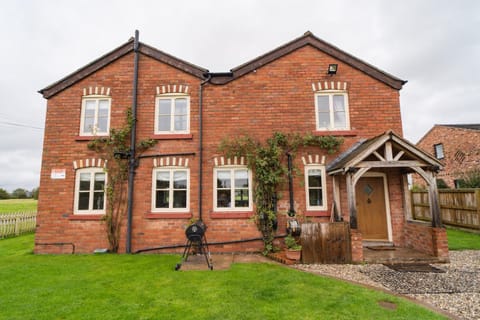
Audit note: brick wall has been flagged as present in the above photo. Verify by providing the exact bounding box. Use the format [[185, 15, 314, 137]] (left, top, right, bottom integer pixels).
[[36, 44, 404, 254], [415, 125, 480, 187], [404, 221, 449, 262]]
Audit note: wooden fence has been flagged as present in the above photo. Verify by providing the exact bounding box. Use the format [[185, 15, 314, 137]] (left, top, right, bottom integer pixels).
[[411, 189, 480, 230], [0, 212, 37, 238], [300, 222, 351, 264]]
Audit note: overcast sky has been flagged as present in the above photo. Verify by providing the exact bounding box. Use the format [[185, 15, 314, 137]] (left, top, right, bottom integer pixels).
[[0, 0, 478, 192]]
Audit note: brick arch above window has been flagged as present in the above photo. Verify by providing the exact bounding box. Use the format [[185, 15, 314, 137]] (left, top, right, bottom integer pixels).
[[213, 156, 246, 167], [156, 84, 190, 95], [82, 87, 111, 96], [311, 81, 348, 92], [73, 158, 108, 170], [153, 157, 190, 168], [301, 154, 326, 166]]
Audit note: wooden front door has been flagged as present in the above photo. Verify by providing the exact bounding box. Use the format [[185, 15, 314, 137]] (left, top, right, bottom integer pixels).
[[355, 176, 389, 241]]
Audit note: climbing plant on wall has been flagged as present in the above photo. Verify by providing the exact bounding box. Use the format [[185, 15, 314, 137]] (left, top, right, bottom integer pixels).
[[88, 111, 156, 253], [219, 132, 343, 254]]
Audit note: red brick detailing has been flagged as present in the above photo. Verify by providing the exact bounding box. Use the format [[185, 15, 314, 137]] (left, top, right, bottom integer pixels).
[[350, 229, 363, 263], [304, 211, 330, 217], [150, 134, 193, 140]]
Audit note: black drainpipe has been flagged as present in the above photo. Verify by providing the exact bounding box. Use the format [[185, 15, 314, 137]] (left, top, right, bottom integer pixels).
[[126, 30, 140, 253], [198, 73, 212, 221], [287, 153, 295, 217]]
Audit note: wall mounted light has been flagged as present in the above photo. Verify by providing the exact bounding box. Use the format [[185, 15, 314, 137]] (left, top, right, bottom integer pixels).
[[327, 64, 338, 75]]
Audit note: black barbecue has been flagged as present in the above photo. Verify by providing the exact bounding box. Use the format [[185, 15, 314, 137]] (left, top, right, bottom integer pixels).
[[175, 220, 213, 270]]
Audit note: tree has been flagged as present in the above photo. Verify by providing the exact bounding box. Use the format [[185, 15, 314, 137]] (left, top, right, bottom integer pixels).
[[31, 187, 39, 200], [11, 188, 28, 199], [0, 188, 9, 199]]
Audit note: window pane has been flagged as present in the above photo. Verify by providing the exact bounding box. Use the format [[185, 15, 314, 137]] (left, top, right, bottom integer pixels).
[[334, 111, 347, 129], [93, 192, 104, 210], [234, 170, 248, 188], [318, 113, 330, 128], [173, 190, 187, 208], [158, 115, 171, 131], [317, 96, 329, 112], [158, 99, 171, 114], [173, 171, 187, 189], [333, 95, 345, 112], [85, 101, 96, 114], [235, 189, 249, 207], [156, 172, 170, 189], [78, 192, 90, 210], [98, 100, 109, 115], [94, 173, 105, 190], [83, 116, 95, 133], [79, 173, 91, 191], [174, 115, 187, 131], [217, 190, 231, 208], [217, 170, 231, 188], [308, 169, 322, 188], [309, 189, 323, 206], [175, 98, 188, 114], [156, 190, 169, 208], [97, 116, 108, 133]]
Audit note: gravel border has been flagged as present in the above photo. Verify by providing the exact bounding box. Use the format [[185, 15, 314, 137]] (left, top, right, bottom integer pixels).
[[295, 250, 480, 320]]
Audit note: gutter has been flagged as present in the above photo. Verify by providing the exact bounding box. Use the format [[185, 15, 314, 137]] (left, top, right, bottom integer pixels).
[[126, 30, 140, 254]]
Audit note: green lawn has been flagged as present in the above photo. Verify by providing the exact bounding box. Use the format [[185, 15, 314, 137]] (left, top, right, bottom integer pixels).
[[0, 235, 446, 320], [447, 227, 480, 250], [0, 199, 37, 213]]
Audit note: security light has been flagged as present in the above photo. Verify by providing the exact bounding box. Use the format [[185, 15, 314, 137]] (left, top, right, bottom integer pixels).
[[327, 64, 338, 75]]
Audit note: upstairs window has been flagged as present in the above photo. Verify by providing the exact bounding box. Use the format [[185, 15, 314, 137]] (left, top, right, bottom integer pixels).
[[214, 167, 252, 211], [80, 97, 111, 136], [434, 143, 444, 159], [74, 168, 106, 214], [305, 165, 327, 211], [315, 92, 349, 130], [155, 95, 190, 134]]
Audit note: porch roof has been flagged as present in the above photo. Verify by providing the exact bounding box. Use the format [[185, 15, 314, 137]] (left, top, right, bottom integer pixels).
[[327, 130, 443, 175]]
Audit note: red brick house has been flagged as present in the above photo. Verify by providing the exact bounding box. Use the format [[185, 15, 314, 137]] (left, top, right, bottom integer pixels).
[[416, 124, 480, 188], [36, 31, 448, 262]]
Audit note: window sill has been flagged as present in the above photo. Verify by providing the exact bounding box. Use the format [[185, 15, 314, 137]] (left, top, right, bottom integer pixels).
[[68, 214, 104, 220], [150, 134, 193, 140], [313, 130, 358, 137], [145, 212, 192, 219], [210, 211, 253, 219], [75, 135, 109, 141], [305, 210, 330, 217]]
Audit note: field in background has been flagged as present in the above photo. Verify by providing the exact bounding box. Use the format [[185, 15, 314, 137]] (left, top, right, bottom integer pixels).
[[0, 199, 37, 213]]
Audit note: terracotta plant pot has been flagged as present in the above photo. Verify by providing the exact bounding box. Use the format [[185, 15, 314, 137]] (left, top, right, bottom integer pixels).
[[286, 249, 301, 261]]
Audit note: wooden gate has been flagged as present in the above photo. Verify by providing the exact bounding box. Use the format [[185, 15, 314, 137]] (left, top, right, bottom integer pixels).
[[300, 222, 351, 264]]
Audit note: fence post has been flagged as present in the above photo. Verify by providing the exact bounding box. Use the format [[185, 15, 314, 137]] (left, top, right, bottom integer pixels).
[[477, 189, 480, 230]]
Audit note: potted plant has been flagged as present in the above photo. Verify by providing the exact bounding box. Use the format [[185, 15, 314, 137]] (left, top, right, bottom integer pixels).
[[284, 233, 302, 261]]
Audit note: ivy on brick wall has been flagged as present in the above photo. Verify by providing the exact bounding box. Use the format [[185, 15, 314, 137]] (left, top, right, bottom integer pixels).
[[88, 111, 157, 253], [219, 132, 343, 254]]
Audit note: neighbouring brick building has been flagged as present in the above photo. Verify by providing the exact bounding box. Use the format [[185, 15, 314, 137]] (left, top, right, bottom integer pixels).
[[36, 31, 448, 262], [416, 124, 480, 188]]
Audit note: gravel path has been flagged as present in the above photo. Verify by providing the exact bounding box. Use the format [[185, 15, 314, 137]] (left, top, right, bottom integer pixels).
[[295, 250, 480, 320]]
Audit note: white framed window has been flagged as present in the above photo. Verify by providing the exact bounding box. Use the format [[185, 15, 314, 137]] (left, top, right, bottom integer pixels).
[[214, 167, 252, 211], [80, 97, 111, 136], [434, 143, 444, 159], [152, 168, 189, 212], [155, 95, 190, 134], [315, 92, 350, 130], [305, 165, 327, 211], [74, 168, 106, 214]]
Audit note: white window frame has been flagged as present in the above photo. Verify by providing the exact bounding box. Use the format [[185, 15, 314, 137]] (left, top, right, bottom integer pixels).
[[79, 96, 111, 136], [74, 167, 107, 214], [304, 165, 327, 211], [154, 94, 190, 134], [314, 91, 350, 131], [151, 168, 190, 213], [434, 143, 444, 159], [213, 167, 252, 212]]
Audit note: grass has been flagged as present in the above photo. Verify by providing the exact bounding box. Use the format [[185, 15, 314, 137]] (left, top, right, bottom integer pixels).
[[0, 199, 37, 213], [447, 227, 480, 250], [0, 235, 447, 320]]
